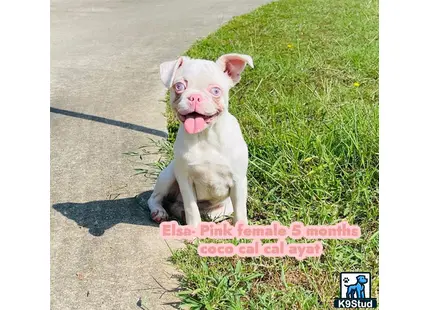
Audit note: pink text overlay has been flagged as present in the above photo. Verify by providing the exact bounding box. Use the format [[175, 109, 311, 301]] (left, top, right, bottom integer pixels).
[[160, 220, 361, 259], [160, 221, 360, 240], [198, 240, 323, 260]]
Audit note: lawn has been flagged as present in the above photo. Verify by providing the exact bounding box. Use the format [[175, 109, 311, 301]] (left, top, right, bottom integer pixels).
[[162, 0, 379, 308]]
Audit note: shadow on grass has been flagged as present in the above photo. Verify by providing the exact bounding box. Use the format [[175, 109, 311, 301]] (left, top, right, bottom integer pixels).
[[53, 190, 158, 236]]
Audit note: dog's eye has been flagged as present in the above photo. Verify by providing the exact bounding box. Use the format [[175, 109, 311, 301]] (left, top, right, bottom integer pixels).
[[174, 82, 186, 93], [210, 87, 222, 96]]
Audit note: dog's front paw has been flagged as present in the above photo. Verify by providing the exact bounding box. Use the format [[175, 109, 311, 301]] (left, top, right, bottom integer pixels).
[[151, 208, 169, 223]]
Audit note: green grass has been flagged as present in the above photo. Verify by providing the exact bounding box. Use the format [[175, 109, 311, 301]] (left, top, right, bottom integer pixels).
[[163, 0, 379, 308]]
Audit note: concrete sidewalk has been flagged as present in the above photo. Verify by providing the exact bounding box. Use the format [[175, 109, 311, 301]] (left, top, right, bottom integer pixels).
[[50, 0, 270, 309]]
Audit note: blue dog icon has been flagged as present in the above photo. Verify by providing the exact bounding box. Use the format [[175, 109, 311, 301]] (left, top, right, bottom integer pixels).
[[345, 275, 368, 298]]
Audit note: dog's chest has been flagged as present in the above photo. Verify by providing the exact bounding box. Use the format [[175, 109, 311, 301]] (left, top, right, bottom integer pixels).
[[178, 142, 234, 202], [189, 162, 233, 202]]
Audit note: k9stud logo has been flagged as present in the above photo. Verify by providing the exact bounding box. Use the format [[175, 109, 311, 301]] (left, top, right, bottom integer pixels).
[[333, 272, 377, 308]]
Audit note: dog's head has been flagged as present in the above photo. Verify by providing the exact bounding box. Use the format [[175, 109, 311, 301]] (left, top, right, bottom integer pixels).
[[160, 54, 253, 134], [356, 275, 368, 284]]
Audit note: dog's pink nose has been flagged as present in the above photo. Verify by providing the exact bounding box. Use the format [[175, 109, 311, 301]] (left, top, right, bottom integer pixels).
[[187, 93, 203, 103], [187, 93, 204, 110]]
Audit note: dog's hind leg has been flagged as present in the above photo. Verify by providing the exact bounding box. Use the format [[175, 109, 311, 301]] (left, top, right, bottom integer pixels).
[[147, 161, 176, 223], [346, 287, 353, 299]]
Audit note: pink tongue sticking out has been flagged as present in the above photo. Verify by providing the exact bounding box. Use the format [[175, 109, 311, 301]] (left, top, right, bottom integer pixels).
[[184, 115, 206, 134]]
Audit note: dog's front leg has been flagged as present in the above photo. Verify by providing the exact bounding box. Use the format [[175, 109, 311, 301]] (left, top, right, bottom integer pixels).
[[176, 173, 201, 227], [231, 176, 248, 224]]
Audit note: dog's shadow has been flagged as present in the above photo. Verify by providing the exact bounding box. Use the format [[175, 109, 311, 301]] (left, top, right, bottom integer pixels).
[[52, 190, 158, 236]]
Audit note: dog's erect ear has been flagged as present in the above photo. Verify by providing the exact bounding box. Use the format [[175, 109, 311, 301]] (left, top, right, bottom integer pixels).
[[216, 53, 254, 85], [160, 56, 188, 88]]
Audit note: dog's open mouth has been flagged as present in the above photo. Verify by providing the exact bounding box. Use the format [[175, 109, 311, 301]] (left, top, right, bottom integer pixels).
[[177, 112, 219, 123], [177, 111, 220, 134]]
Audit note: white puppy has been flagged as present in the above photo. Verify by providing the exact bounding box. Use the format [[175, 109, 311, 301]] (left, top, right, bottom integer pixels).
[[147, 53, 253, 227]]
